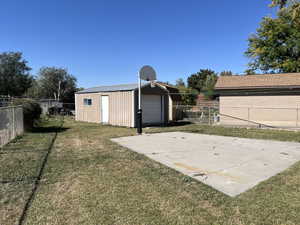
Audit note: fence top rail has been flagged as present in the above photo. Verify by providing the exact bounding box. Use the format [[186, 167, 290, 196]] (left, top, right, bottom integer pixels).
[[175, 105, 218, 107], [174, 105, 300, 110], [221, 106, 300, 110], [0, 105, 23, 110], [219, 113, 275, 128]]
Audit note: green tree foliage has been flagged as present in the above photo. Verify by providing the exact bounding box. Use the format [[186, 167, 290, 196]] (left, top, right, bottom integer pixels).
[[202, 73, 218, 99], [187, 69, 217, 92], [175, 78, 185, 87], [33, 67, 77, 103], [0, 52, 33, 96], [219, 70, 233, 76], [11, 98, 42, 129], [270, 0, 289, 8], [245, 1, 300, 73], [174, 78, 196, 105], [270, 0, 300, 22], [270, 0, 300, 9], [187, 69, 217, 99], [244, 69, 257, 75], [26, 79, 40, 98], [176, 69, 218, 104], [176, 86, 197, 105]]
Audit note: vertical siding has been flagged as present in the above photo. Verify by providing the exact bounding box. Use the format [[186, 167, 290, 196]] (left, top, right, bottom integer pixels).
[[109, 91, 133, 127], [75, 91, 133, 127], [220, 95, 300, 127], [75, 93, 101, 123]]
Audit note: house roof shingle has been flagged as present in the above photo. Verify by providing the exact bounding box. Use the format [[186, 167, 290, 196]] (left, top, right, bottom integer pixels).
[[215, 73, 300, 90]]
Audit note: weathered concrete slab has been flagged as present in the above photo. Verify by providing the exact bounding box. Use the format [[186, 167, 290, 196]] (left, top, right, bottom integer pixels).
[[111, 132, 300, 197]]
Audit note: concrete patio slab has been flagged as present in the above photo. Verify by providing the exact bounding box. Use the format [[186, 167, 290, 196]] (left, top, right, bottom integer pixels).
[[111, 132, 300, 197]]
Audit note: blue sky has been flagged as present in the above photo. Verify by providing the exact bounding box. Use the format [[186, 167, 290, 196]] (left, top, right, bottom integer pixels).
[[0, 0, 276, 88]]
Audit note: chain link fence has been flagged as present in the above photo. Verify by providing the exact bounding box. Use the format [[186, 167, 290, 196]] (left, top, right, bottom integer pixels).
[[0, 106, 24, 147], [173, 105, 300, 129], [0, 96, 75, 116], [173, 105, 219, 125]]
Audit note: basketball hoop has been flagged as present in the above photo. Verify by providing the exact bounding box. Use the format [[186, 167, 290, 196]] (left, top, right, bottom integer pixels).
[[139, 66, 156, 81], [137, 65, 157, 134]]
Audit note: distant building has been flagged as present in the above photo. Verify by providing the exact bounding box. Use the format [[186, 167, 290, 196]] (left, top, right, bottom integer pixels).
[[75, 82, 173, 127], [215, 73, 300, 127], [0, 96, 11, 107], [38, 99, 63, 114]]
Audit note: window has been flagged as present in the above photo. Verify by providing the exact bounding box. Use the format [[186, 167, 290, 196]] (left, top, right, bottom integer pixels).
[[83, 98, 92, 105]]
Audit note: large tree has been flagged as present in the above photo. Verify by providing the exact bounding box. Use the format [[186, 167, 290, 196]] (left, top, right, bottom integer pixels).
[[270, 0, 289, 8], [270, 0, 300, 20], [219, 70, 233, 76], [175, 85, 197, 106], [175, 78, 185, 87], [245, 1, 300, 73], [270, 0, 300, 9], [0, 52, 32, 96], [187, 69, 217, 92], [202, 72, 218, 99], [174, 78, 196, 105], [35, 67, 77, 102]]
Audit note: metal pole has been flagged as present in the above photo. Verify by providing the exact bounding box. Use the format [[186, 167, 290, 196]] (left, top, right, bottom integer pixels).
[[297, 107, 299, 127], [138, 75, 141, 111], [208, 107, 211, 125], [247, 107, 250, 126], [137, 74, 142, 134], [12, 106, 15, 138]]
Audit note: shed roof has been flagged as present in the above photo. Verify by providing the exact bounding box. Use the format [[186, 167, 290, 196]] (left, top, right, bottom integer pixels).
[[156, 82, 182, 101], [76, 83, 153, 94], [215, 73, 300, 90]]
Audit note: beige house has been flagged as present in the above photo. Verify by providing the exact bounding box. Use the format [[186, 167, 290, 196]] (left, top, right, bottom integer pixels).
[[215, 73, 300, 127], [75, 83, 170, 127]]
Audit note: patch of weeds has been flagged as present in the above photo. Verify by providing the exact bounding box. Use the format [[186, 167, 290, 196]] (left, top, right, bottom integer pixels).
[[182, 175, 193, 183], [9, 135, 24, 143], [128, 152, 146, 161]]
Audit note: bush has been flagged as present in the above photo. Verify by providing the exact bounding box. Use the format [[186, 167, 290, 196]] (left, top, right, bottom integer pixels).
[[11, 99, 42, 129], [48, 106, 60, 115]]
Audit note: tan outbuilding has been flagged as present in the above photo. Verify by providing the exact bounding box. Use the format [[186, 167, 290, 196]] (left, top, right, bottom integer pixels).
[[156, 82, 182, 121], [75, 83, 170, 127], [215, 73, 300, 128]]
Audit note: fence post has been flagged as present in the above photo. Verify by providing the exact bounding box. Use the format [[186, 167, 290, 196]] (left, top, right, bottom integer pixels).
[[297, 107, 299, 127], [247, 107, 250, 126], [208, 107, 211, 125], [12, 106, 15, 138]]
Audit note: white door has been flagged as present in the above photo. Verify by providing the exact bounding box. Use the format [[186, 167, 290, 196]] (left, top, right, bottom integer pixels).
[[101, 96, 109, 123], [142, 95, 163, 124]]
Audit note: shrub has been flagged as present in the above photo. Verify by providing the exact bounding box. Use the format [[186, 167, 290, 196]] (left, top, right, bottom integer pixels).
[[48, 106, 62, 115], [11, 99, 42, 129]]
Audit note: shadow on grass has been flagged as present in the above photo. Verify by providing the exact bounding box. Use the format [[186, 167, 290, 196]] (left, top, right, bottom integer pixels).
[[0, 176, 37, 184], [167, 121, 192, 127], [30, 126, 69, 133], [144, 121, 192, 128], [0, 149, 47, 154], [18, 119, 65, 225]]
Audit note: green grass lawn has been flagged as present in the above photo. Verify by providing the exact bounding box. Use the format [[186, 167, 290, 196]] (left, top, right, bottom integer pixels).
[[1, 118, 300, 225]]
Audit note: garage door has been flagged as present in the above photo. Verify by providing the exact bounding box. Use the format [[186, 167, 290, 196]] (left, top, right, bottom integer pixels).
[[142, 95, 163, 124]]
